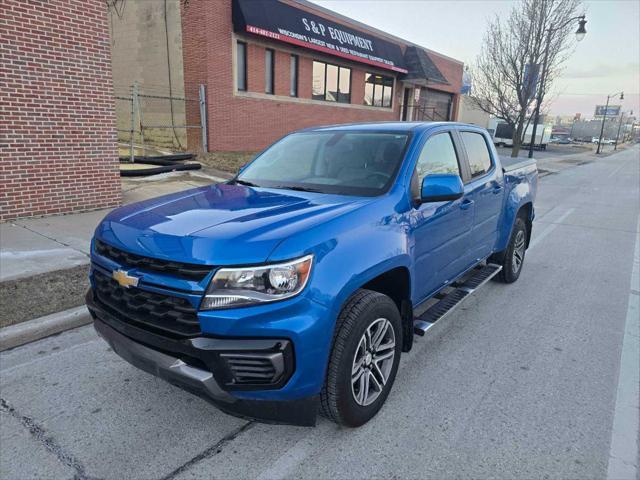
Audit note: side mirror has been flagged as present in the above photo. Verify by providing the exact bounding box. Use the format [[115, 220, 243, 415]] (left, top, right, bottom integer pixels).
[[421, 174, 464, 203]]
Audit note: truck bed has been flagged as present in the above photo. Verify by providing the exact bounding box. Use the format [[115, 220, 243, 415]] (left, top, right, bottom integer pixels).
[[501, 157, 537, 173]]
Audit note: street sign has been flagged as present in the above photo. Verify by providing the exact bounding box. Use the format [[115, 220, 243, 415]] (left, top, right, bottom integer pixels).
[[461, 68, 472, 94], [595, 105, 621, 117]]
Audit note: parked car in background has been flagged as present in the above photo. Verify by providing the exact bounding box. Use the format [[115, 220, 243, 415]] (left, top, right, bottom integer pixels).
[[87, 122, 538, 427]]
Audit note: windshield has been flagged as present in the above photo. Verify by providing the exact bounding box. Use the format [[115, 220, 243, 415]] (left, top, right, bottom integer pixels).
[[237, 131, 409, 196]]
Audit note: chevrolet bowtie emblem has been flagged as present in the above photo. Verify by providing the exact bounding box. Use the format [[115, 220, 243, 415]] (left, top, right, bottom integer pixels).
[[112, 269, 139, 288]]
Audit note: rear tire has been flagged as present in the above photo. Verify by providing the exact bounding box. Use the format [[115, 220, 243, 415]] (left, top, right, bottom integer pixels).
[[320, 289, 402, 427], [491, 216, 528, 283]]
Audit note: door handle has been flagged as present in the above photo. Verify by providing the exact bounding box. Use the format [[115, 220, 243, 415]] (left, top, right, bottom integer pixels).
[[493, 185, 504, 194], [460, 199, 474, 210]]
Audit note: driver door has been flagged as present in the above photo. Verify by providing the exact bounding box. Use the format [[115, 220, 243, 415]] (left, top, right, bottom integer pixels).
[[409, 130, 475, 303]]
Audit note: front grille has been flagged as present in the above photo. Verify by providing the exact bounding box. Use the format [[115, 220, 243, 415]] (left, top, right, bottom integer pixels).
[[95, 239, 211, 281], [93, 270, 200, 337], [221, 353, 282, 385]]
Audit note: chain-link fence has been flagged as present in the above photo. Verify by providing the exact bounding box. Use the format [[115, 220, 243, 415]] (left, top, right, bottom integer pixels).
[[115, 83, 207, 161]]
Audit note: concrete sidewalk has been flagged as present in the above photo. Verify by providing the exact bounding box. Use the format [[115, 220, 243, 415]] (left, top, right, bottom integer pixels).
[[0, 168, 230, 334], [1, 168, 230, 282]]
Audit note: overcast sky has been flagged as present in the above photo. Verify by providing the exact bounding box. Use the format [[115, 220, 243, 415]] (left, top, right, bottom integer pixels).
[[312, 0, 640, 119]]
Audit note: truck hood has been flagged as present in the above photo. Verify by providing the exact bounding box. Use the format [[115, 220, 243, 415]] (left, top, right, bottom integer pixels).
[[96, 183, 366, 265]]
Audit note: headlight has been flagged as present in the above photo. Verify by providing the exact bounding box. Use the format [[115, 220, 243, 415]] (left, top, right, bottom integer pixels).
[[201, 255, 313, 310]]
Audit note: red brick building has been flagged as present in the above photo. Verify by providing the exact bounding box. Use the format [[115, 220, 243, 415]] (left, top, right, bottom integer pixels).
[[0, 0, 120, 221], [181, 0, 464, 153]]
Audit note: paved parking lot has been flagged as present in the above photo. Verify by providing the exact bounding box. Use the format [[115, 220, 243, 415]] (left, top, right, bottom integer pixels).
[[1, 147, 638, 480]]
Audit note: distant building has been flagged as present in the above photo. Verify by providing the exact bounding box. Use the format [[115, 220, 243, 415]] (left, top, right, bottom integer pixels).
[[570, 119, 621, 141], [458, 96, 490, 128]]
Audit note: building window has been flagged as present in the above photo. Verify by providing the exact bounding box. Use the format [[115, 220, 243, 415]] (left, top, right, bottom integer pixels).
[[236, 41, 247, 91], [364, 73, 393, 108], [290, 55, 298, 97], [312, 60, 351, 103], [265, 48, 275, 94]]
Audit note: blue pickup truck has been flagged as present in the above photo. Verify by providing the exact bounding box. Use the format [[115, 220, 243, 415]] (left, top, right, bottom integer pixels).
[[87, 122, 537, 427]]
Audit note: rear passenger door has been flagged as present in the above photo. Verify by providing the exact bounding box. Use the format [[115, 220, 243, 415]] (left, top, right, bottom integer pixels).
[[410, 129, 475, 302], [458, 130, 504, 261]]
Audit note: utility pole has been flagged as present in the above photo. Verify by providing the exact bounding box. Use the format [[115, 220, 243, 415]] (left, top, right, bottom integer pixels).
[[596, 91, 623, 154], [614, 112, 624, 150]]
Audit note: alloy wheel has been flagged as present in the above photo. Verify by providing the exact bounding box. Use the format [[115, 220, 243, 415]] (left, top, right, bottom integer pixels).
[[512, 229, 526, 274], [351, 317, 396, 406]]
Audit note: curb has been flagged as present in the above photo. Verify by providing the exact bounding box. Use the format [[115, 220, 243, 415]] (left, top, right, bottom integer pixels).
[[0, 305, 92, 352]]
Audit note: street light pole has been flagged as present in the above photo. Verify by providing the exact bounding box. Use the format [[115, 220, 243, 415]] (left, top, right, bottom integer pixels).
[[614, 112, 624, 150], [596, 95, 611, 155], [596, 91, 623, 154], [528, 15, 587, 159]]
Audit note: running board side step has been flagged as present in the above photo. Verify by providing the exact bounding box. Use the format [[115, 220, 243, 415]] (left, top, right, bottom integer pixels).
[[413, 263, 502, 336]]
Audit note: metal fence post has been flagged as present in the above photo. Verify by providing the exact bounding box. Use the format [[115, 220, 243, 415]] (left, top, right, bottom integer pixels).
[[199, 84, 208, 153], [130, 82, 139, 163], [136, 88, 145, 153]]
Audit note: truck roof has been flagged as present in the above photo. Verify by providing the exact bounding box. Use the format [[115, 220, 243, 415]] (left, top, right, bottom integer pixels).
[[301, 121, 483, 134]]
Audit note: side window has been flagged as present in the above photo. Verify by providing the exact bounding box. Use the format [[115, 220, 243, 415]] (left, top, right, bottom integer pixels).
[[460, 131, 493, 178], [414, 132, 460, 186]]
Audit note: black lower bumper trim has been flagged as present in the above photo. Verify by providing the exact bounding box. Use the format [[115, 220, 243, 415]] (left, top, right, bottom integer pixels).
[[88, 293, 318, 426]]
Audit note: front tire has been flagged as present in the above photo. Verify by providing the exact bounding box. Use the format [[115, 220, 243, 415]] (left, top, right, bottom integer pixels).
[[492, 216, 528, 283], [320, 289, 402, 427]]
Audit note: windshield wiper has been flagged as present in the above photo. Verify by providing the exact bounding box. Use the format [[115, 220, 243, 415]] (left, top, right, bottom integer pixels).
[[233, 179, 260, 187], [275, 185, 322, 193]]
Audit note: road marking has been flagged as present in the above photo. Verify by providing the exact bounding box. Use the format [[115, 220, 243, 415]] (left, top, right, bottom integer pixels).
[[607, 214, 640, 480], [529, 208, 576, 250]]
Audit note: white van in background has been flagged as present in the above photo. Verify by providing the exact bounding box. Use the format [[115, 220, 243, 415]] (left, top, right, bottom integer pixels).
[[488, 118, 551, 150]]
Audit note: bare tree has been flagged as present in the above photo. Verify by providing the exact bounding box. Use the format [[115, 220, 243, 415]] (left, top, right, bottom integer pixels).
[[470, 0, 582, 157]]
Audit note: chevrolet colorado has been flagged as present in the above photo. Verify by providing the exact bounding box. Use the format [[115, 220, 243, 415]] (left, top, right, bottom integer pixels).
[[87, 122, 537, 427]]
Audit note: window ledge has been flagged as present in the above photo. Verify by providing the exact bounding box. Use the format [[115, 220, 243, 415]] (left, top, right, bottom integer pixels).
[[234, 90, 394, 112]]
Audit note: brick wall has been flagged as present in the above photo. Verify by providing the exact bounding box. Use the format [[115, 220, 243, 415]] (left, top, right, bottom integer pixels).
[[182, 0, 403, 153], [0, 0, 120, 221], [181, 0, 464, 153]]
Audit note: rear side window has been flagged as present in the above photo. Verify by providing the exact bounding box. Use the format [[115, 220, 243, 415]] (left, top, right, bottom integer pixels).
[[461, 131, 492, 178], [414, 132, 460, 185]]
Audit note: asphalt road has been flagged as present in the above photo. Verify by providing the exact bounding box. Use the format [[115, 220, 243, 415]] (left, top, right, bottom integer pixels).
[[1, 146, 638, 480]]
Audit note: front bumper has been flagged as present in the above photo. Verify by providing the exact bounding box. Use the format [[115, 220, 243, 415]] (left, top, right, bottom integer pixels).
[[87, 291, 319, 426]]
